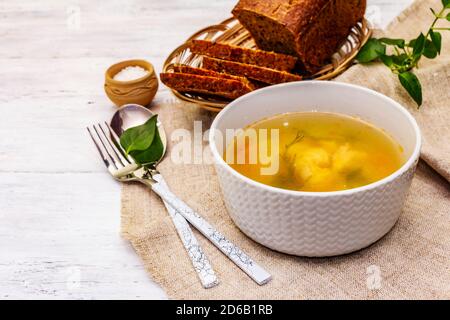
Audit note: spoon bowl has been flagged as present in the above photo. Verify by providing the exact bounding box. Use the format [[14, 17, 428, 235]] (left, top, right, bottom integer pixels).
[[110, 104, 167, 163]]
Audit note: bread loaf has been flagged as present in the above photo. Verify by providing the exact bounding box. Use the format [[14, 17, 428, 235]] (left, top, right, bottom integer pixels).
[[232, 0, 366, 72], [189, 40, 297, 71], [202, 56, 302, 84]]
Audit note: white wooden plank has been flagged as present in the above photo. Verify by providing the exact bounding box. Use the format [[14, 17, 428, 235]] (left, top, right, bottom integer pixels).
[[0, 172, 167, 299]]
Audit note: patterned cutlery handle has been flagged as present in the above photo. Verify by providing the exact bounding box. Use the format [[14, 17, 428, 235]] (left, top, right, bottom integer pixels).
[[151, 179, 272, 286], [150, 174, 218, 289]]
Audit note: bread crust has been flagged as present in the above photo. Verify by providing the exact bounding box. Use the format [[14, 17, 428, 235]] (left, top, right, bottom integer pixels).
[[189, 40, 297, 71]]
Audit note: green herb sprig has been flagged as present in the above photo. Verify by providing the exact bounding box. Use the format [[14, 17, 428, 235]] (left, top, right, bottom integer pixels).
[[285, 130, 305, 150], [356, 0, 450, 107], [120, 115, 164, 165]]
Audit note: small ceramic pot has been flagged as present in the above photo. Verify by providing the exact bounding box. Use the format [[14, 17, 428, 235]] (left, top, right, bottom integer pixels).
[[104, 59, 158, 107], [209, 81, 421, 257]]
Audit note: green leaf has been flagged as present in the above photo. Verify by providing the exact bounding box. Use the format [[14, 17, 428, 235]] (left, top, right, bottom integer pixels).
[[356, 38, 386, 63], [412, 33, 426, 57], [379, 54, 394, 67], [392, 54, 409, 65], [398, 72, 423, 107], [423, 40, 438, 59], [379, 38, 405, 48], [129, 128, 164, 165], [442, 0, 450, 8], [447, 12, 450, 21], [430, 31, 442, 54], [407, 39, 416, 48], [120, 115, 157, 154]]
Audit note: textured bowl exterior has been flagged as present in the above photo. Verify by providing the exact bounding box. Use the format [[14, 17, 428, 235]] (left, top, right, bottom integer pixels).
[[104, 59, 158, 107], [209, 82, 421, 257], [214, 158, 418, 257], [104, 75, 158, 107]]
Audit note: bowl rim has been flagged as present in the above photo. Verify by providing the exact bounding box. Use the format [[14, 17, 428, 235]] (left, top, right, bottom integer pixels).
[[105, 59, 155, 85], [209, 81, 422, 197]]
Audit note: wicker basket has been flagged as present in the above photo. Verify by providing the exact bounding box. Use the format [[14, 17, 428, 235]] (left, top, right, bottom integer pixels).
[[163, 17, 372, 112]]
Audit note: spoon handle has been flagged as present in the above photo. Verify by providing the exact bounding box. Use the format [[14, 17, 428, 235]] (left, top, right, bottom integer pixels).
[[150, 177, 272, 286], [151, 174, 219, 289]]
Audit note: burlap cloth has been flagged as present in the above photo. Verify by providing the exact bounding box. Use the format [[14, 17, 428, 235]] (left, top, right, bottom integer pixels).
[[121, 0, 450, 299]]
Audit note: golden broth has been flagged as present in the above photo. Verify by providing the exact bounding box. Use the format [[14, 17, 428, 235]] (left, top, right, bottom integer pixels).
[[224, 112, 405, 192]]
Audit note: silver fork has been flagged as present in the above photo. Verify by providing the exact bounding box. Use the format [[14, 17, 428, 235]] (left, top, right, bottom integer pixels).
[[87, 122, 272, 286], [88, 122, 218, 288]]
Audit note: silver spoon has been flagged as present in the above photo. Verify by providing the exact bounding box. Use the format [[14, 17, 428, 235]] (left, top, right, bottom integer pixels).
[[110, 104, 272, 286], [110, 104, 219, 289]]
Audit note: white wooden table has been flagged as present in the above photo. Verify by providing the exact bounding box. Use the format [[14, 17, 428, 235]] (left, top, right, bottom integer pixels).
[[0, 0, 413, 299]]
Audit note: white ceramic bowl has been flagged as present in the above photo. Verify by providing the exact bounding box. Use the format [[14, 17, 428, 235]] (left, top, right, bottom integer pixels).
[[209, 81, 421, 257]]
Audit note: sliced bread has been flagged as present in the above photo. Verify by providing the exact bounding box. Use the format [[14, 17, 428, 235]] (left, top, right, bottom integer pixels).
[[202, 56, 302, 84], [173, 65, 255, 90], [160, 72, 252, 100], [189, 40, 297, 71]]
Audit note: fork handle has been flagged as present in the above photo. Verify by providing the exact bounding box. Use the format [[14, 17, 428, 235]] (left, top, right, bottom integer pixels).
[[152, 174, 218, 289], [150, 179, 272, 286]]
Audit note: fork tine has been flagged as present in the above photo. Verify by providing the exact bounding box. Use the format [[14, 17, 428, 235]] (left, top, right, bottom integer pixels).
[[87, 126, 114, 170], [98, 123, 129, 167], [93, 124, 122, 170], [105, 122, 137, 165]]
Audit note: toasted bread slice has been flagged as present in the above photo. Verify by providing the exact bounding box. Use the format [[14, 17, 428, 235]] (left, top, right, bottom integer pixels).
[[189, 40, 297, 71], [202, 57, 302, 84], [160, 72, 252, 100], [173, 65, 255, 90]]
